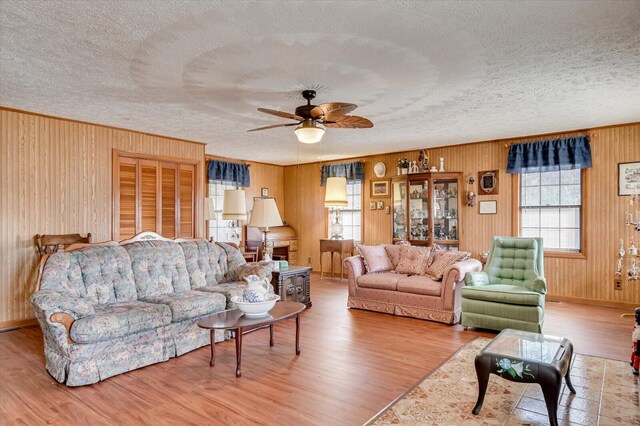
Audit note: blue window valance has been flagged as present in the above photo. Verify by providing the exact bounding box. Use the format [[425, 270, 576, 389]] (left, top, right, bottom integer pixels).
[[507, 136, 592, 174], [208, 160, 250, 187], [320, 161, 365, 186]]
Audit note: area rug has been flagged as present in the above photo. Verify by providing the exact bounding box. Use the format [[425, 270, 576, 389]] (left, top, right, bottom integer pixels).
[[368, 337, 639, 426]]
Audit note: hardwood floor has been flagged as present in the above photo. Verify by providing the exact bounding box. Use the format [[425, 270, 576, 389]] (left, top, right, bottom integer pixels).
[[0, 276, 634, 425]]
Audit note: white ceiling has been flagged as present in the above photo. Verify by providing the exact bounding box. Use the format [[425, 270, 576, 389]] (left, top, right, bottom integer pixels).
[[1, 1, 639, 165]]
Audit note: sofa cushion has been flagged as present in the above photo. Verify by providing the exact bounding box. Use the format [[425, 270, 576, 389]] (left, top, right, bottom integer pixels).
[[225, 261, 273, 283], [357, 244, 394, 273], [70, 301, 171, 344], [142, 290, 226, 322], [197, 282, 247, 308], [461, 284, 543, 307], [216, 242, 246, 276], [395, 246, 431, 275], [178, 240, 224, 288], [124, 240, 191, 299], [397, 275, 442, 296], [425, 251, 470, 281], [383, 244, 402, 269], [357, 273, 407, 291]]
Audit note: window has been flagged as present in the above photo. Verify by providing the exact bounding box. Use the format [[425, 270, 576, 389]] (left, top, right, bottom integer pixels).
[[519, 168, 582, 252], [329, 181, 362, 242], [208, 181, 241, 244]]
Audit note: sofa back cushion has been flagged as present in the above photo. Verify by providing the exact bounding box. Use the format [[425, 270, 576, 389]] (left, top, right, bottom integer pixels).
[[383, 244, 402, 269], [216, 242, 246, 277], [40, 246, 137, 304], [395, 246, 432, 275], [357, 244, 394, 273], [178, 240, 224, 288], [124, 240, 190, 299], [486, 237, 543, 289]]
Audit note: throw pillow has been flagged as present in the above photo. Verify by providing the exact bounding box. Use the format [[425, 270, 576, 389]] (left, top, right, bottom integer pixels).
[[395, 245, 432, 275], [356, 244, 394, 273], [424, 251, 470, 281], [383, 244, 402, 269]]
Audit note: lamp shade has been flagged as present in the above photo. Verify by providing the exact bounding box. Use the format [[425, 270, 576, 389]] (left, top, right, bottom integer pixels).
[[324, 177, 348, 207], [222, 189, 247, 220], [294, 122, 325, 144], [204, 197, 216, 220], [248, 198, 283, 229]]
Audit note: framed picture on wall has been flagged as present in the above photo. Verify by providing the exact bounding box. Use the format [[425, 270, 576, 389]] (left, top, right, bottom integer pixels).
[[618, 162, 640, 196], [371, 179, 390, 198], [479, 200, 497, 214], [261, 187, 269, 197]]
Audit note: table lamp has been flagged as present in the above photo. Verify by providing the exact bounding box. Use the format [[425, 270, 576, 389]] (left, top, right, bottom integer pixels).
[[324, 177, 348, 239], [222, 189, 247, 243], [248, 197, 283, 261]]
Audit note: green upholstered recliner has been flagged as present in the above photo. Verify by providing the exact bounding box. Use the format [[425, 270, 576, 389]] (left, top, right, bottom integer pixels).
[[461, 237, 546, 333]]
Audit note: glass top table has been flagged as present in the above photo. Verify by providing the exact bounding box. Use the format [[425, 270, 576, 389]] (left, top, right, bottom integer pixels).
[[481, 328, 566, 365]]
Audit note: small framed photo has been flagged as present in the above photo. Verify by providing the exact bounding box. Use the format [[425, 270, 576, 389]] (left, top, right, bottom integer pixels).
[[261, 187, 269, 197], [376, 201, 384, 209], [479, 200, 497, 214], [618, 162, 640, 196], [371, 179, 390, 198], [478, 170, 499, 195], [369, 201, 377, 210]]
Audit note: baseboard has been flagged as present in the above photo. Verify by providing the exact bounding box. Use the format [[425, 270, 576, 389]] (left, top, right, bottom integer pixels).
[[546, 294, 638, 308], [0, 318, 38, 332]]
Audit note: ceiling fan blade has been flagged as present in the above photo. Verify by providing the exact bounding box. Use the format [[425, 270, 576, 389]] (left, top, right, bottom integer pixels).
[[310, 102, 358, 119], [247, 123, 299, 132], [323, 115, 373, 129], [257, 108, 304, 121]]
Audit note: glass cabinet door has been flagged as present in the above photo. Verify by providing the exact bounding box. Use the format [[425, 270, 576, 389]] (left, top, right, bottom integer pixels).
[[432, 178, 459, 245], [392, 179, 407, 241], [408, 178, 429, 242]]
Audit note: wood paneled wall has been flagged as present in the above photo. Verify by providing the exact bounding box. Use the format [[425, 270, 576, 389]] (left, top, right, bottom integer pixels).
[[284, 123, 640, 306], [0, 108, 206, 327]]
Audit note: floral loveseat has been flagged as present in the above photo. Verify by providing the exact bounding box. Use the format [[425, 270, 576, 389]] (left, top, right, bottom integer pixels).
[[30, 233, 272, 386], [344, 244, 482, 324]]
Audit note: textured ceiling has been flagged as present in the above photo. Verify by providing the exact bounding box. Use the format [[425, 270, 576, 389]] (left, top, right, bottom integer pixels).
[[1, 1, 639, 165]]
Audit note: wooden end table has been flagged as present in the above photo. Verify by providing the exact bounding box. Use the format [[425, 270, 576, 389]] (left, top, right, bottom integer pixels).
[[473, 329, 576, 426], [320, 238, 354, 281], [197, 301, 305, 377]]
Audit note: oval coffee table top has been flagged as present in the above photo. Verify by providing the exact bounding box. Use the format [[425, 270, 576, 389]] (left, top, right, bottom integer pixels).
[[197, 301, 305, 330]]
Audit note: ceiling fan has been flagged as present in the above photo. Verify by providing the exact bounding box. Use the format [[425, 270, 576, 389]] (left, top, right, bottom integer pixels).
[[248, 90, 373, 143]]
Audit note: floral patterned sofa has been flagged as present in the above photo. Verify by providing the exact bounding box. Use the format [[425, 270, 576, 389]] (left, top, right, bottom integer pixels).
[[30, 233, 272, 386]]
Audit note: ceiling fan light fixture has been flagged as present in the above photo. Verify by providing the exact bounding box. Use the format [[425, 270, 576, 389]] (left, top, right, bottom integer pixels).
[[294, 121, 325, 144]]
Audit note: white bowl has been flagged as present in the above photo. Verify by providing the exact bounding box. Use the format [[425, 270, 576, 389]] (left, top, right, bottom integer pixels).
[[231, 294, 280, 317]]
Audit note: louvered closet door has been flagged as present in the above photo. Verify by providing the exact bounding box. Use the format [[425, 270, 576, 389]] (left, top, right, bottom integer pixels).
[[116, 156, 138, 240], [178, 164, 195, 238], [139, 159, 160, 233], [160, 163, 178, 238]]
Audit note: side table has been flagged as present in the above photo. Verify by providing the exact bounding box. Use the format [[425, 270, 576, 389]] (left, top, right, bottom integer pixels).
[[473, 328, 576, 426], [320, 238, 354, 281], [271, 266, 312, 307]]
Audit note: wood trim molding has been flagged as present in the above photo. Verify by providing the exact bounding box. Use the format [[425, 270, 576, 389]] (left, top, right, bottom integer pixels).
[[0, 318, 38, 332], [546, 294, 638, 308], [115, 149, 201, 166], [119, 231, 173, 245]]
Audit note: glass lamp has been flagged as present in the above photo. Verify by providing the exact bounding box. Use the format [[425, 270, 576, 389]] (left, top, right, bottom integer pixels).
[[248, 198, 283, 261], [294, 121, 325, 144], [324, 177, 348, 239]]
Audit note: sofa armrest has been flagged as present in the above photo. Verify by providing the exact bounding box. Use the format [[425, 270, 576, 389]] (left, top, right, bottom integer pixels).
[[225, 261, 274, 282], [30, 290, 94, 319], [344, 256, 365, 296], [442, 259, 483, 310], [464, 271, 491, 287], [532, 277, 547, 294]]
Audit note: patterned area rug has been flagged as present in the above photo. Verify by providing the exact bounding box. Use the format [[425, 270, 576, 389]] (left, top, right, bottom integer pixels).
[[369, 337, 639, 425]]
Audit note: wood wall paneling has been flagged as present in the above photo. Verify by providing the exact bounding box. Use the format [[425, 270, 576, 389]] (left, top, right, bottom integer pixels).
[[0, 108, 205, 326], [283, 124, 640, 305]]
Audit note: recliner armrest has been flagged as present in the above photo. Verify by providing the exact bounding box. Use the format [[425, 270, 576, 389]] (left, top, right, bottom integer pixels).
[[30, 289, 94, 319], [465, 271, 491, 287], [532, 277, 547, 294]]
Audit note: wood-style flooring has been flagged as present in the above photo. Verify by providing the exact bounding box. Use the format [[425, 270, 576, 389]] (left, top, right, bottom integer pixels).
[[0, 276, 634, 425]]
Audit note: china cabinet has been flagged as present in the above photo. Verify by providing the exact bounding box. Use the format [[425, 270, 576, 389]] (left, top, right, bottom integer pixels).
[[392, 172, 462, 249]]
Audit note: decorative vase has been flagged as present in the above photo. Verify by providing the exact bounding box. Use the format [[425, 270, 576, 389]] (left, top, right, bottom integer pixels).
[[401, 168, 408, 175]]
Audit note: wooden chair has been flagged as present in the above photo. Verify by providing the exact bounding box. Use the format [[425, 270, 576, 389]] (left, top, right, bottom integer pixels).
[[34, 233, 92, 257]]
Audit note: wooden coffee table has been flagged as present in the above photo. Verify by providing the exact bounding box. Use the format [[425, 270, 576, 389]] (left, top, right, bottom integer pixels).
[[472, 329, 576, 426], [197, 301, 305, 377]]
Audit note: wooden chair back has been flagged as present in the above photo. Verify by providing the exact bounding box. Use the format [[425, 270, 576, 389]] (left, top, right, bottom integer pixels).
[[34, 233, 92, 257]]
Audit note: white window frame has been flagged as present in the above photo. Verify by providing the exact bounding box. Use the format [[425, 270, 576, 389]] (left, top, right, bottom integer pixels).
[[328, 180, 362, 242], [517, 167, 586, 257], [207, 180, 241, 244]]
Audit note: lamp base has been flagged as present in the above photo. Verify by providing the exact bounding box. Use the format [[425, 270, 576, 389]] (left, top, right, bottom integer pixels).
[[330, 209, 344, 240], [261, 230, 271, 261]]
